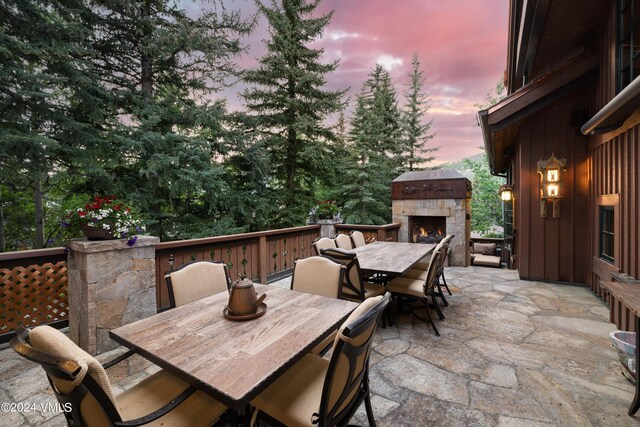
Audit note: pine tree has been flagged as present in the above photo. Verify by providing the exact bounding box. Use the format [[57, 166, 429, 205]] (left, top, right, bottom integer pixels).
[[87, 0, 254, 239], [0, 0, 110, 248], [339, 65, 403, 224], [242, 0, 346, 227], [402, 53, 437, 170]]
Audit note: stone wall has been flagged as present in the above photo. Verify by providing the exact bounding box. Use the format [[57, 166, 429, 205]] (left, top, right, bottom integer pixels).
[[392, 198, 471, 266], [67, 236, 159, 355]]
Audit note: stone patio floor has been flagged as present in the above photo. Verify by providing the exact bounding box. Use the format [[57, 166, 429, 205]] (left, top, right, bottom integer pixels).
[[1, 266, 639, 426]]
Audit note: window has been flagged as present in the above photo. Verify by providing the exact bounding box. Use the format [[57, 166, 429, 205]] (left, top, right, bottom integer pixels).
[[617, 0, 640, 91], [599, 206, 615, 263]]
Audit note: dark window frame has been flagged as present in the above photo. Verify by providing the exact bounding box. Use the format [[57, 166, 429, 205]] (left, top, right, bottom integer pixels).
[[617, 0, 640, 92], [599, 205, 615, 264]]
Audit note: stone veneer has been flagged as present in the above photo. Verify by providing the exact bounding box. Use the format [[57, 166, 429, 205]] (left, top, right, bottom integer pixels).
[[316, 218, 343, 238], [392, 198, 471, 266], [67, 236, 159, 355]]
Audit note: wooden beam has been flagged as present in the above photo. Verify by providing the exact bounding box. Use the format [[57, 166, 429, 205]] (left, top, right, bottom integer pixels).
[[523, 0, 550, 79]]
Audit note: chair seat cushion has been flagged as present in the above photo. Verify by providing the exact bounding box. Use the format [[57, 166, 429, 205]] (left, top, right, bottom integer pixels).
[[402, 268, 428, 280], [118, 369, 227, 427], [472, 254, 501, 268], [363, 282, 386, 298], [473, 242, 497, 256], [386, 277, 425, 298], [251, 354, 328, 427], [412, 261, 430, 270]]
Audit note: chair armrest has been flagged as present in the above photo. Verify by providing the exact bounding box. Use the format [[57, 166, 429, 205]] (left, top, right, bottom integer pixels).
[[102, 350, 135, 370], [113, 386, 197, 427]]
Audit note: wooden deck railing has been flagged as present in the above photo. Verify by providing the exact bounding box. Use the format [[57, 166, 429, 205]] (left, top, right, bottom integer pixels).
[[154, 225, 321, 310], [0, 223, 401, 340], [0, 248, 69, 343]]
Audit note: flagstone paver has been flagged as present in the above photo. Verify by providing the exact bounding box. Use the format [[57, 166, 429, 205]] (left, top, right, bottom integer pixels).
[[1, 266, 639, 426]]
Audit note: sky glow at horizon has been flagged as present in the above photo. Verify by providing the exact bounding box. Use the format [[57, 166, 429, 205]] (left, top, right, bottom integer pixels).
[[188, 0, 509, 164]]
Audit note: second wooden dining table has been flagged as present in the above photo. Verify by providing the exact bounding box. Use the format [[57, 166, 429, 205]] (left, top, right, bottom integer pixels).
[[352, 241, 436, 276], [110, 284, 358, 411]]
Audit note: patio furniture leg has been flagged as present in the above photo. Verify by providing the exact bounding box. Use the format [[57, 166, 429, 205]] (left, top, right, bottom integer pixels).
[[432, 293, 445, 320], [423, 300, 440, 336], [441, 271, 452, 295], [364, 387, 377, 427], [409, 299, 440, 336], [381, 305, 393, 328], [436, 281, 449, 307], [629, 316, 640, 416]]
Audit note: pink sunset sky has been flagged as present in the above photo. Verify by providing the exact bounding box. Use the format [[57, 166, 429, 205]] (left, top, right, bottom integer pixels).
[[188, 0, 509, 164]]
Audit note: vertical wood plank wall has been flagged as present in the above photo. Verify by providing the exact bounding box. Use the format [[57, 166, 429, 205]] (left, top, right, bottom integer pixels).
[[587, 126, 640, 297], [513, 89, 590, 283], [585, 2, 640, 303]]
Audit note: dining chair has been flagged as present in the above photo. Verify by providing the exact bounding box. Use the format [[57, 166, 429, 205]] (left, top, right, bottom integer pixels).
[[406, 236, 454, 304], [386, 244, 445, 336], [438, 234, 455, 296], [11, 326, 231, 427], [250, 293, 391, 427], [403, 241, 450, 306], [291, 256, 346, 355], [312, 236, 337, 256], [350, 230, 367, 248], [412, 234, 454, 270], [320, 247, 385, 302], [334, 233, 354, 250], [165, 260, 231, 308], [290, 256, 345, 299]]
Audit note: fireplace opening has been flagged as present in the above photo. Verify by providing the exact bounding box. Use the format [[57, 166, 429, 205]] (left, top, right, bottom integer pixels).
[[409, 216, 446, 244]]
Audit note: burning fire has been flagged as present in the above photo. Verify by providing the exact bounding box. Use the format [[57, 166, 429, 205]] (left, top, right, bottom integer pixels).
[[413, 227, 445, 243]]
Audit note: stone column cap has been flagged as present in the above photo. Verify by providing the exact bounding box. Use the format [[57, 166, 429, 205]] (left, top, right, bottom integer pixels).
[[67, 235, 160, 254]]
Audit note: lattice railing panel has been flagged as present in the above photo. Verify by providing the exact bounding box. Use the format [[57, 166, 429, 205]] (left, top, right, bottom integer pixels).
[[1, 262, 68, 333], [385, 229, 398, 242]]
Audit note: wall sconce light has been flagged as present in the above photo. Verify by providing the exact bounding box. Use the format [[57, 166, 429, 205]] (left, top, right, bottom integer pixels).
[[537, 153, 566, 218], [498, 184, 513, 201]]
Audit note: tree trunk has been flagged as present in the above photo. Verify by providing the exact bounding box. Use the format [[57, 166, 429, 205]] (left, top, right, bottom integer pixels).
[[141, 1, 153, 103], [0, 189, 5, 252], [33, 174, 45, 248]]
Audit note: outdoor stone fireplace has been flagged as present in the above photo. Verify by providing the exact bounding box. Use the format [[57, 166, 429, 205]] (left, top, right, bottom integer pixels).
[[392, 169, 471, 266]]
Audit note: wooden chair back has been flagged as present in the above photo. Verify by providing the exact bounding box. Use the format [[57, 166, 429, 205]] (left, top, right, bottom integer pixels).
[[290, 256, 345, 299], [165, 260, 230, 308]]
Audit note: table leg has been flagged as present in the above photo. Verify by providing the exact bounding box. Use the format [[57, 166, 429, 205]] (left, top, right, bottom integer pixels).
[[629, 315, 640, 416]]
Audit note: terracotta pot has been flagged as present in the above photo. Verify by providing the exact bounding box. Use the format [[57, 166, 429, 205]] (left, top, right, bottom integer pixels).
[[80, 222, 115, 240]]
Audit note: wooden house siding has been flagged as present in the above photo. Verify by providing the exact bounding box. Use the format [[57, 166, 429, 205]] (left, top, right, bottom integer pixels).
[[586, 123, 640, 301], [583, 2, 640, 311], [513, 89, 590, 283]]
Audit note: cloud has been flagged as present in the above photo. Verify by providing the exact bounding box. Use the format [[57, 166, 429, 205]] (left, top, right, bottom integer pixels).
[[220, 0, 508, 163], [440, 85, 464, 95], [376, 54, 404, 71], [325, 29, 362, 41]]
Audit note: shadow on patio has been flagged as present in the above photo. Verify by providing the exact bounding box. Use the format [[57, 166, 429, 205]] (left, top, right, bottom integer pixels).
[[1, 266, 636, 426]]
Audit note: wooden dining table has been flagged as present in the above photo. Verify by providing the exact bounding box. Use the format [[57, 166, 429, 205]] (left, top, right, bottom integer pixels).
[[109, 284, 358, 410], [352, 241, 436, 276]]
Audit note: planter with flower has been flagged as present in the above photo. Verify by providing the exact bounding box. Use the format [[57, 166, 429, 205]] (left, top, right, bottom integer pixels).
[[308, 200, 342, 224], [62, 196, 146, 246]]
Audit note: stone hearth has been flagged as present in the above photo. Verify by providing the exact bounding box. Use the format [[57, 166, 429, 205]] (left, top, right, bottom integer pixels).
[[392, 170, 471, 266]]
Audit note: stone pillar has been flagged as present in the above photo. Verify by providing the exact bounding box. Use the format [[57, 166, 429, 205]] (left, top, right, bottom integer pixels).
[[67, 236, 159, 355], [316, 219, 343, 238]]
